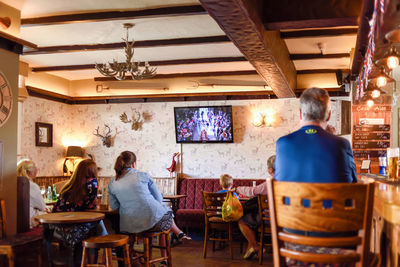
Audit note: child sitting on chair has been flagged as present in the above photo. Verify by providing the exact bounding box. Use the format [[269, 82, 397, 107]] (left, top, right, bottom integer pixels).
[[217, 174, 239, 198]]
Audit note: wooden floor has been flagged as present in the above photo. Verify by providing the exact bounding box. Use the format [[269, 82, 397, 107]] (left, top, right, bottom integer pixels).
[[12, 240, 273, 266], [171, 240, 274, 267]]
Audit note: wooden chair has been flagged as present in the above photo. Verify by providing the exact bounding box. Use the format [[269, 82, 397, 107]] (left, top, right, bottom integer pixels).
[[128, 229, 172, 267], [81, 234, 131, 267], [202, 191, 234, 259], [0, 199, 42, 267], [257, 194, 272, 264], [54, 180, 67, 194], [266, 178, 375, 267]]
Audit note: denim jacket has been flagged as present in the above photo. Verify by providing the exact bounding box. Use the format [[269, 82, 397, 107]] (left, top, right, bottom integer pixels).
[[108, 168, 170, 233]]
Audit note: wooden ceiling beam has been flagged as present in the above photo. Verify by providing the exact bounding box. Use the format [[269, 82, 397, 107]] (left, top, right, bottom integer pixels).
[[94, 70, 258, 81], [266, 17, 358, 30], [21, 5, 207, 27], [290, 53, 350, 60], [281, 28, 358, 39], [199, 0, 296, 98], [23, 35, 230, 55], [31, 56, 248, 72], [297, 69, 350, 75]]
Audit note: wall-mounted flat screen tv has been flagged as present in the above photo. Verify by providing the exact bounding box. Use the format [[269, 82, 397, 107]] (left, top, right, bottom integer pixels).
[[174, 105, 234, 143]]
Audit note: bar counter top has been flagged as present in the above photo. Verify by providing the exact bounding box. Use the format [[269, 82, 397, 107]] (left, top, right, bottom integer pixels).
[[359, 173, 400, 265]]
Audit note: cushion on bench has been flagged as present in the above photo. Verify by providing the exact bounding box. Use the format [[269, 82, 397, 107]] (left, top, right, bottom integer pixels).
[[176, 178, 265, 229]]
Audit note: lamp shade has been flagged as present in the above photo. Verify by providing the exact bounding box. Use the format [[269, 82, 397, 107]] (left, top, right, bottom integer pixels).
[[66, 146, 84, 158]]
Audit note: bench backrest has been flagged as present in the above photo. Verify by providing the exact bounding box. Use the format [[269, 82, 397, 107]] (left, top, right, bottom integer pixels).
[[178, 178, 265, 210]]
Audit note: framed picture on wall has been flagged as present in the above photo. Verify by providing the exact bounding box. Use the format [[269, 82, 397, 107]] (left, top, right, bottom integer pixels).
[[35, 122, 53, 147]]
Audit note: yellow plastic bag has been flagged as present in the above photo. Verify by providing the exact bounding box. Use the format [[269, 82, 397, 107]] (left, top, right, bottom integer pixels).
[[222, 192, 243, 222]]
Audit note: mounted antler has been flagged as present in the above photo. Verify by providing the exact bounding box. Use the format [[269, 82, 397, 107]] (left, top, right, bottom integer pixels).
[[120, 112, 132, 123], [93, 124, 114, 147], [120, 111, 143, 131]]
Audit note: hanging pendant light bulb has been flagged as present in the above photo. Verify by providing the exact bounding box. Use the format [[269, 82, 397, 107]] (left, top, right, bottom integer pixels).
[[376, 76, 387, 87], [387, 55, 400, 69], [369, 66, 395, 88], [366, 98, 374, 107], [376, 46, 400, 70], [371, 88, 381, 98]]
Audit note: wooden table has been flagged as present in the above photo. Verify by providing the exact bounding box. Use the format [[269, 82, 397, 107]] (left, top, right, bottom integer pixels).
[[163, 194, 186, 216], [36, 212, 105, 267]]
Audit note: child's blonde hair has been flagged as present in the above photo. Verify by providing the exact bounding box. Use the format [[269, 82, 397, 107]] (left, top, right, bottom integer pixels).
[[220, 174, 233, 189]]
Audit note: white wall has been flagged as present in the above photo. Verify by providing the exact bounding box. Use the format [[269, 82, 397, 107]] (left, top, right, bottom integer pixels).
[[20, 96, 344, 178]]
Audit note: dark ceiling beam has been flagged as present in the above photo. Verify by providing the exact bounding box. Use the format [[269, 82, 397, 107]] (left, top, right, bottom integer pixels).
[[281, 28, 358, 39], [21, 5, 207, 26], [297, 69, 347, 75], [266, 17, 358, 30], [23, 35, 230, 55], [351, 0, 380, 76], [0, 30, 37, 49], [31, 56, 248, 72], [290, 53, 350, 60], [199, 0, 296, 98], [263, 0, 362, 30], [94, 70, 258, 81]]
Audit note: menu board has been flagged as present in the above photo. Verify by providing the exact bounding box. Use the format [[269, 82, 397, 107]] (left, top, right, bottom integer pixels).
[[352, 104, 392, 159]]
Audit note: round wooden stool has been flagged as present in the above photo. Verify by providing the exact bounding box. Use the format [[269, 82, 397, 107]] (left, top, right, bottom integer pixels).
[[129, 229, 172, 267], [81, 234, 131, 267]]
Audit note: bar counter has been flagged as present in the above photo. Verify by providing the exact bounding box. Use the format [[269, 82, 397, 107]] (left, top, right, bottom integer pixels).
[[359, 173, 400, 266]]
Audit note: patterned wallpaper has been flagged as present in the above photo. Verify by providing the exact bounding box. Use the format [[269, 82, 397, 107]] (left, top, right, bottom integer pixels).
[[20, 96, 345, 178]]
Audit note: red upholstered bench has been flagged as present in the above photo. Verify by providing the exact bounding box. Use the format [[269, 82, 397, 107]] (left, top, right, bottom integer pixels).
[[175, 178, 265, 230]]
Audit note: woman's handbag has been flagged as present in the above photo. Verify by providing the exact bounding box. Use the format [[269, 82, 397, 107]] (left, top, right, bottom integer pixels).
[[242, 197, 259, 215], [222, 191, 243, 222]]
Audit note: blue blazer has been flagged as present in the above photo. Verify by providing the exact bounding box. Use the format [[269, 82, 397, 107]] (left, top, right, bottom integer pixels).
[[275, 125, 357, 183]]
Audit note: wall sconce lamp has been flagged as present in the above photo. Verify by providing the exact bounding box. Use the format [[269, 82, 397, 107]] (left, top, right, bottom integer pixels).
[[62, 146, 84, 175], [252, 111, 276, 127]]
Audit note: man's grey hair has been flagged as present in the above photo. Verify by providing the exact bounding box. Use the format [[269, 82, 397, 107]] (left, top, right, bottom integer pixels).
[[300, 87, 330, 122]]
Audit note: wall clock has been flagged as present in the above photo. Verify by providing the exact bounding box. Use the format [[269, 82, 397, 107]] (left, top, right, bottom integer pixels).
[[0, 72, 13, 127]]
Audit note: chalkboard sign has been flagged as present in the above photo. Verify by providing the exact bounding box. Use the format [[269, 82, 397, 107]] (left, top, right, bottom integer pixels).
[[353, 141, 390, 149], [353, 124, 390, 131], [353, 150, 387, 158], [353, 132, 390, 140]]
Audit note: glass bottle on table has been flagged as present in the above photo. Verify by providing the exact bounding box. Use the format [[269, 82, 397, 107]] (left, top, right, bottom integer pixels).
[[46, 186, 52, 202], [52, 184, 58, 201]]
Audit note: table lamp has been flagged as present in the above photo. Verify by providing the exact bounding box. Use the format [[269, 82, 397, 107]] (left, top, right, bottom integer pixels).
[[63, 146, 84, 175]]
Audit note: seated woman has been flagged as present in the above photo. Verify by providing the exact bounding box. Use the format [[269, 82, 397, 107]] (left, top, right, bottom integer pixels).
[[17, 159, 46, 228], [233, 155, 275, 260], [53, 159, 107, 236], [108, 151, 190, 266]]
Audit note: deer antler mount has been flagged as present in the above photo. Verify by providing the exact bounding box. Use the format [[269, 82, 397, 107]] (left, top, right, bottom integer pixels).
[[93, 124, 119, 147], [120, 111, 144, 131]]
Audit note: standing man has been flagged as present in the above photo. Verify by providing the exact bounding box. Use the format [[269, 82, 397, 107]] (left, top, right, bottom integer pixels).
[[275, 87, 357, 183]]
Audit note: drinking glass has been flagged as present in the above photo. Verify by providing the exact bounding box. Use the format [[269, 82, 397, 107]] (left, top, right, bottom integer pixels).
[[387, 148, 399, 180]]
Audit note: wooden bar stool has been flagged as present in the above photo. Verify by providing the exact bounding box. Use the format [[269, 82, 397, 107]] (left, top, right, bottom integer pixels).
[[129, 229, 172, 267], [81, 234, 130, 267]]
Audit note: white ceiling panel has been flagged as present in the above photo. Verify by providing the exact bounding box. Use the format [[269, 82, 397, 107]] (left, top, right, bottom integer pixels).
[[21, 43, 243, 67], [20, 0, 200, 18], [285, 35, 357, 54], [45, 61, 255, 80], [294, 58, 351, 70], [20, 15, 224, 46]]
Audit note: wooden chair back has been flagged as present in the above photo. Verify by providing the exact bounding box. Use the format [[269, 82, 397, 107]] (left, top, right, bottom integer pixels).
[[257, 194, 272, 264], [201, 191, 228, 222], [0, 199, 6, 239], [17, 176, 30, 233], [53, 180, 67, 194], [266, 178, 374, 267]]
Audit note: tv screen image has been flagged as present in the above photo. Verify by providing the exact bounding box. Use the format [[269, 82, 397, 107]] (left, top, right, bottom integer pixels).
[[174, 105, 233, 143]]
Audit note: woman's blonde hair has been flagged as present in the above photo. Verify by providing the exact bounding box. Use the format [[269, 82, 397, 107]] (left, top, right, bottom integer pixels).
[[17, 159, 36, 180], [220, 174, 233, 189]]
